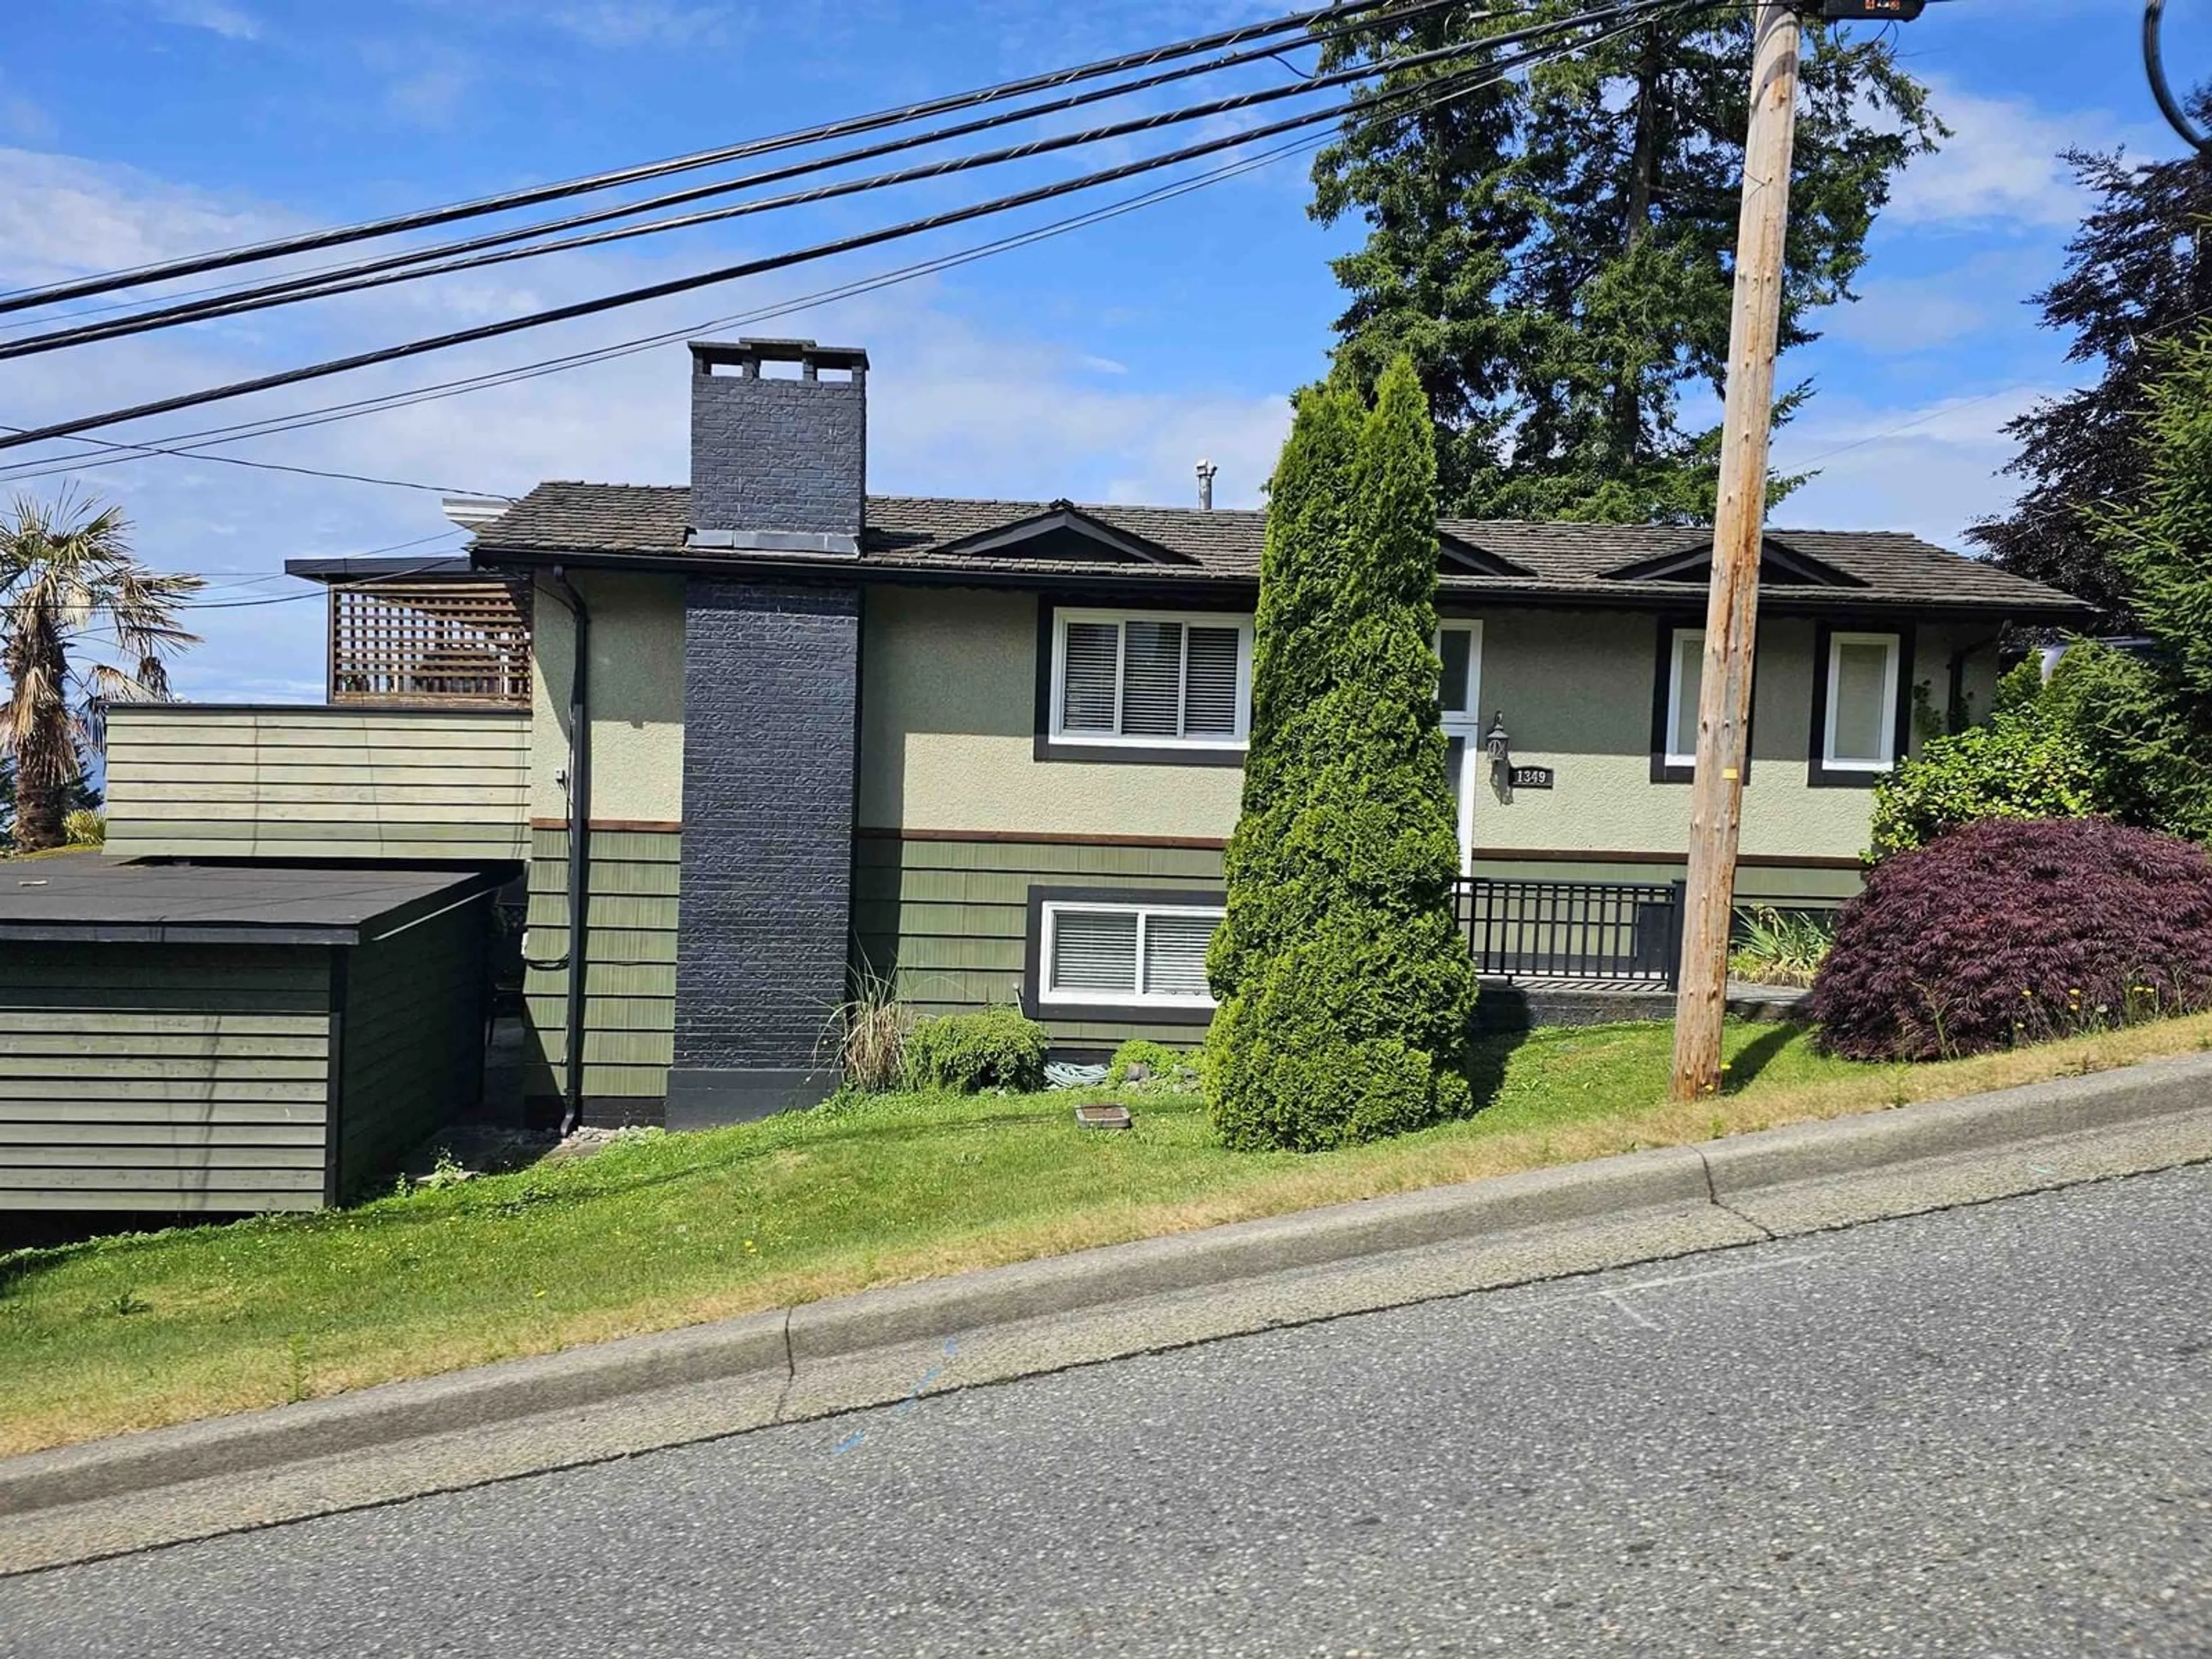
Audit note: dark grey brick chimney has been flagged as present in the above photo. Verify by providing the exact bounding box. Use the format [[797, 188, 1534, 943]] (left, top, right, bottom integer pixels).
[[668, 338, 868, 1129], [688, 338, 868, 555]]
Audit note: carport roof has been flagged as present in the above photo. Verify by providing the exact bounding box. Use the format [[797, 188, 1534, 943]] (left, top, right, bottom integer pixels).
[[0, 859, 506, 945]]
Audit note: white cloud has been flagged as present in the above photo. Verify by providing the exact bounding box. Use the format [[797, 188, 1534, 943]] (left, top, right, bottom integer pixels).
[[150, 0, 260, 40], [0, 148, 1306, 702], [0, 148, 294, 289], [1771, 384, 2065, 547], [1887, 80, 2146, 230], [1820, 251, 2051, 355]]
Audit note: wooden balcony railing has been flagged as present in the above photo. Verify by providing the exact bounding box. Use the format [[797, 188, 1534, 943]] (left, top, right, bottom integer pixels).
[[330, 578, 531, 706]]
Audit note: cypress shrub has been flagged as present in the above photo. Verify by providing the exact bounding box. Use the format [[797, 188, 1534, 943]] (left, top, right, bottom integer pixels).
[[1805, 818, 2212, 1062], [1206, 357, 1478, 1150]]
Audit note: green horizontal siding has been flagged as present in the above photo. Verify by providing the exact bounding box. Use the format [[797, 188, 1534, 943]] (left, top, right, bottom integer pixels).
[[336, 897, 490, 1200], [852, 835, 1225, 1052], [524, 827, 680, 1101], [0, 944, 334, 1213], [104, 704, 529, 862]]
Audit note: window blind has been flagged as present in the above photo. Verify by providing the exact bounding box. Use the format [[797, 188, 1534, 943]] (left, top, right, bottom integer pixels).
[[1050, 909, 1140, 994], [1830, 638, 1894, 763], [1060, 621, 1120, 733], [1054, 613, 1248, 743], [1184, 626, 1239, 734], [1141, 912, 1217, 998], [1121, 620, 1185, 736]]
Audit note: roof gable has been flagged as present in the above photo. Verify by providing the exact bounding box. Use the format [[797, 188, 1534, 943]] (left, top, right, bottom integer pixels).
[[1436, 531, 1533, 578], [1600, 535, 1866, 589], [930, 501, 1196, 566]]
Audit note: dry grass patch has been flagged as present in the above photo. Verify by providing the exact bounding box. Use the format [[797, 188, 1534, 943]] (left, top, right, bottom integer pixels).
[[3, 1012, 2208, 1456]]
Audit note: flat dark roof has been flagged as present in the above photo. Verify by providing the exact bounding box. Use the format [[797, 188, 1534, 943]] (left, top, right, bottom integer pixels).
[[0, 859, 506, 945], [282, 556, 480, 584]]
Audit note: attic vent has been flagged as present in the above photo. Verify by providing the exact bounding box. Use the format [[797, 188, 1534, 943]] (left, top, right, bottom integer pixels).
[[1603, 537, 1864, 589]]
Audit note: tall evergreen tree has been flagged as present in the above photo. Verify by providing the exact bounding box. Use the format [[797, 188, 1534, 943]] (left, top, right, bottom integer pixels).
[[1968, 130, 2212, 627], [1310, 6, 1939, 520], [2046, 326, 2212, 841], [1207, 384, 1362, 1002], [1207, 357, 1476, 1152]]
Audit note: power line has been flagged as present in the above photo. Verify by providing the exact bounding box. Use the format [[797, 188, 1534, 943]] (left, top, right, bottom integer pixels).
[[0, 0, 1691, 457], [2, 0, 1493, 359], [0, 0, 1426, 319], [0, 125, 1374, 490]]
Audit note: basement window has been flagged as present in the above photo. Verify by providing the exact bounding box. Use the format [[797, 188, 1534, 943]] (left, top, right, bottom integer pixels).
[[1050, 608, 1251, 751], [1040, 900, 1223, 1009]]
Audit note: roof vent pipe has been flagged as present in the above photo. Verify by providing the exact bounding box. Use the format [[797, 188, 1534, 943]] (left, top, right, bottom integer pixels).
[[1195, 459, 1217, 510]]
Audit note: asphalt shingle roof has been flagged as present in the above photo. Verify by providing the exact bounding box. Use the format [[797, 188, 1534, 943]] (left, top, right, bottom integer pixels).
[[471, 483, 2088, 618]]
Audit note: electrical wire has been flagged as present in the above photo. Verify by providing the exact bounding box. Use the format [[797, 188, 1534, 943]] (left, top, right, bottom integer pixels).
[[1, 0, 1498, 358], [0, 0, 1691, 457], [0, 0, 1434, 318], [0, 124, 1378, 490]]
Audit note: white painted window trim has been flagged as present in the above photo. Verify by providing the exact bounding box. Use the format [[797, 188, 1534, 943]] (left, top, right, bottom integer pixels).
[[1823, 630, 1902, 771], [1048, 607, 1253, 751], [1664, 626, 1705, 770], [1038, 899, 1225, 1009], [1437, 620, 1484, 876]]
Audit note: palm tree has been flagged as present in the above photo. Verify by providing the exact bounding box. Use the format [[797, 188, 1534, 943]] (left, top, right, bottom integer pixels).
[[1, 491, 203, 851]]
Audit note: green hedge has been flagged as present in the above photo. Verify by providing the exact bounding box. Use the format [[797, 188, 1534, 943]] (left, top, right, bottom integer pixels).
[[901, 1007, 1048, 1094]]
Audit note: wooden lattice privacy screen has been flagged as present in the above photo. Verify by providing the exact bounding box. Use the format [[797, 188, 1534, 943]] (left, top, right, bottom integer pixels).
[[329, 579, 533, 706]]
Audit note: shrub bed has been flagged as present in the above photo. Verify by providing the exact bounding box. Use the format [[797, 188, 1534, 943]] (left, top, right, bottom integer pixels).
[[901, 1007, 1048, 1094], [1806, 817, 2212, 1061]]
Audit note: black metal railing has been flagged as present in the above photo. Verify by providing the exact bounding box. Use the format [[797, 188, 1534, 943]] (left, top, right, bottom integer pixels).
[[1457, 877, 1685, 987]]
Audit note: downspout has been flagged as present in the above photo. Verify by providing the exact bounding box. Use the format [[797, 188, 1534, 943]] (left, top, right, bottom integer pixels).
[[522, 566, 592, 1135], [1948, 631, 2002, 734]]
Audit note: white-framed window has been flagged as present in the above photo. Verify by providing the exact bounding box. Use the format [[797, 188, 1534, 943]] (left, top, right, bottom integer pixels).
[[1050, 608, 1252, 749], [1823, 631, 1901, 771], [1664, 626, 1705, 770], [1039, 900, 1224, 1008], [1437, 621, 1483, 874]]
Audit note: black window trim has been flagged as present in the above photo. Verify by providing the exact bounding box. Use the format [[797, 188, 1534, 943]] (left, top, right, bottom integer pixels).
[[1021, 884, 1227, 1025], [1032, 596, 1250, 766], [1648, 615, 1755, 786], [1808, 620, 1915, 789]]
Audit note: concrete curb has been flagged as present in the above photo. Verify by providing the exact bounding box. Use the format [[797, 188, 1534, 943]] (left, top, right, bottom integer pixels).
[[5, 1050, 2210, 1527]]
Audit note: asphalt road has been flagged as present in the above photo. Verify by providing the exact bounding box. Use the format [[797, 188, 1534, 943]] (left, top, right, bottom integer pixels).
[[5, 1165, 2210, 1658]]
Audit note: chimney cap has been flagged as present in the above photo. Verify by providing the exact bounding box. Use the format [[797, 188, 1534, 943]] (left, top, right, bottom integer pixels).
[[689, 337, 869, 374]]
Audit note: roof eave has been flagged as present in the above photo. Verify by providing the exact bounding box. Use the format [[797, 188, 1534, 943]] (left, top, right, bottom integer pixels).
[[472, 543, 2093, 621]]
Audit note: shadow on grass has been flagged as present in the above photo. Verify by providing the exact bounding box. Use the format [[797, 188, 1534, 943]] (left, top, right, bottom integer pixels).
[[1467, 1026, 1536, 1112], [1721, 1021, 1808, 1094]]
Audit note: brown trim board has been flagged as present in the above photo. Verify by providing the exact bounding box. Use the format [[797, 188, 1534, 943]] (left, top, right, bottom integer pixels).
[[858, 827, 1229, 851], [856, 828, 1859, 870], [530, 817, 683, 833]]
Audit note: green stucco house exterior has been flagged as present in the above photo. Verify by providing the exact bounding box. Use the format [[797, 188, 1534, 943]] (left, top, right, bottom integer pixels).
[[100, 336, 2090, 1137]]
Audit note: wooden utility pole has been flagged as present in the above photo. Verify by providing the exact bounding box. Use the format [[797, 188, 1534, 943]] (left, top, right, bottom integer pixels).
[[1669, 1, 1802, 1101]]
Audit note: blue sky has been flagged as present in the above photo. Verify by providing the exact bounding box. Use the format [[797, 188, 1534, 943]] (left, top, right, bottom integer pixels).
[[0, 0, 2200, 700]]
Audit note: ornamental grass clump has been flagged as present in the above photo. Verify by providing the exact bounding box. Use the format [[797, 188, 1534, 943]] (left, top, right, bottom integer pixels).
[[1805, 817, 2212, 1062]]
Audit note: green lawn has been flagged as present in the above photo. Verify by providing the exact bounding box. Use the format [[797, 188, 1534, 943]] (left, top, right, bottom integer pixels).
[[4, 1011, 2209, 1456]]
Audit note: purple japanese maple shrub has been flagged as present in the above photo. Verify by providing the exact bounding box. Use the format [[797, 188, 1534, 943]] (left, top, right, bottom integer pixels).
[[1805, 817, 2212, 1062]]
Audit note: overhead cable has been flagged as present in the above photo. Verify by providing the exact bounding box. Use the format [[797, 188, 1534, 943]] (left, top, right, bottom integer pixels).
[[0, 0, 1431, 317], [0, 0, 1694, 455], [2, 0, 1497, 358]]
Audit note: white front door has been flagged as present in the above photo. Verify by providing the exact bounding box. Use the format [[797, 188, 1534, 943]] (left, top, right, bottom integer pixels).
[[1437, 621, 1484, 876]]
